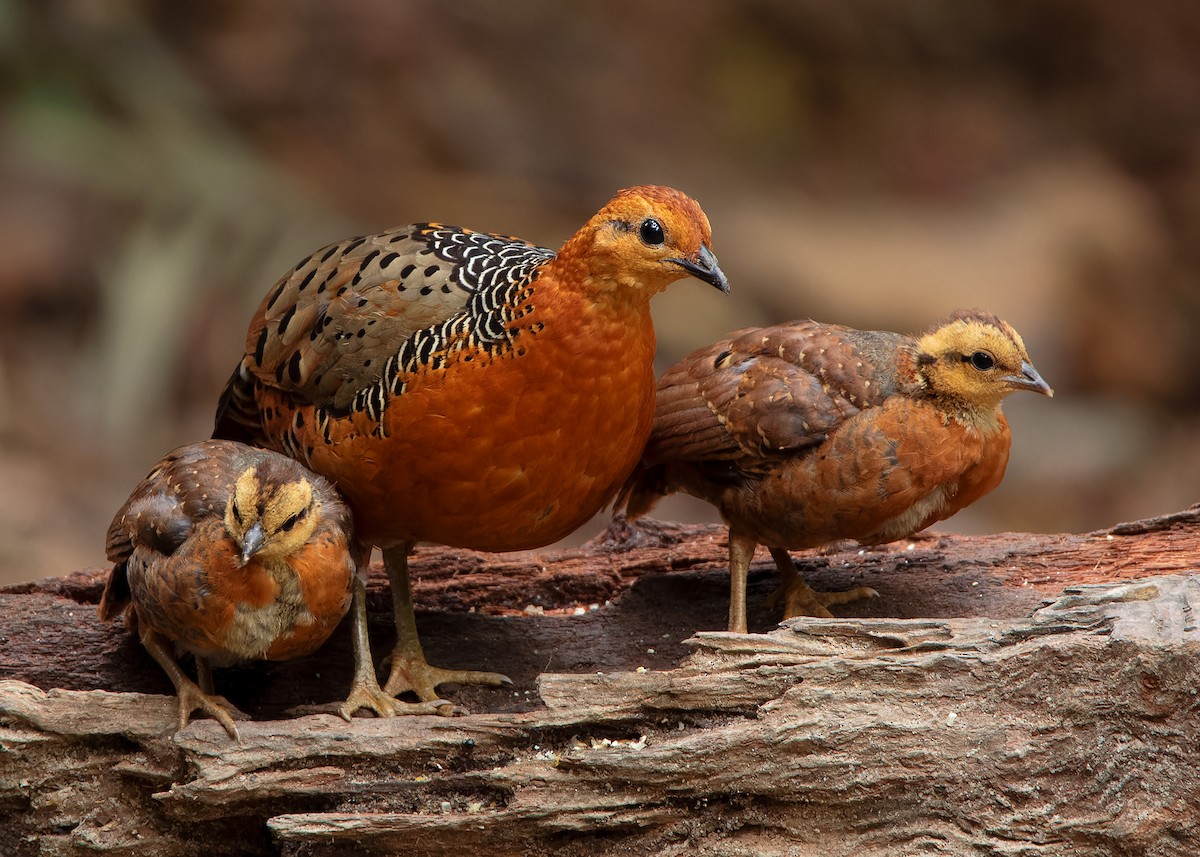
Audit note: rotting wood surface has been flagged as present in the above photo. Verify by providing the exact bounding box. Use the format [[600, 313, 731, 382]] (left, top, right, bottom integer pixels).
[[1, 509, 1198, 856]]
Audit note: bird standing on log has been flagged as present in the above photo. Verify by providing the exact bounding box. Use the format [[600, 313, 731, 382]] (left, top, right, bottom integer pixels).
[[620, 310, 1053, 633], [99, 440, 369, 739], [214, 185, 729, 717]]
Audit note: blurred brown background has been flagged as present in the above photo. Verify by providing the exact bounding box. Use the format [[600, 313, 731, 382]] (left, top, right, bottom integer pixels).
[[2, 0, 1198, 585]]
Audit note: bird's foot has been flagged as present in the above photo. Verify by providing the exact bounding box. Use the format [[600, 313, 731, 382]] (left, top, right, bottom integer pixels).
[[382, 649, 512, 717], [336, 672, 451, 721], [174, 682, 250, 741], [768, 579, 880, 620]]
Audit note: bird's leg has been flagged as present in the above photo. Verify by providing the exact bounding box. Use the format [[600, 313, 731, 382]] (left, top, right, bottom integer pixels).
[[338, 574, 449, 720], [727, 532, 758, 633], [767, 546, 879, 619], [196, 657, 215, 694], [139, 629, 248, 740], [381, 544, 512, 710]]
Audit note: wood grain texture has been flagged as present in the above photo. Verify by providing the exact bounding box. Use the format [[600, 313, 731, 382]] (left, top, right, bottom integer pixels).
[[1, 508, 1198, 856]]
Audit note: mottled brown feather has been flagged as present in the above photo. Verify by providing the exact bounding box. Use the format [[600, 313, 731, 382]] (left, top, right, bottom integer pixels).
[[101, 440, 356, 665], [621, 311, 1051, 630], [215, 227, 555, 440]]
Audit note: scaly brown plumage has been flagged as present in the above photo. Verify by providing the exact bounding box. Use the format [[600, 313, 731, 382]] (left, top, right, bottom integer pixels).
[[213, 186, 729, 717], [99, 440, 403, 738], [620, 310, 1053, 633]]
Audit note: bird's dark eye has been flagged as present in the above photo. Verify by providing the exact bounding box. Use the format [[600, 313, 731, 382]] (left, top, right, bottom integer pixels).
[[968, 351, 995, 371], [638, 218, 665, 246], [279, 507, 308, 532]]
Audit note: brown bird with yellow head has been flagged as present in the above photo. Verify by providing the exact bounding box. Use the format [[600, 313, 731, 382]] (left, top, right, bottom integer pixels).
[[620, 310, 1053, 633], [100, 440, 368, 739]]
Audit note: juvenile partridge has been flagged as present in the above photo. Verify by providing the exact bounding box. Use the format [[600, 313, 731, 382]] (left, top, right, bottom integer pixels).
[[213, 185, 729, 717], [99, 440, 382, 738], [620, 310, 1053, 633]]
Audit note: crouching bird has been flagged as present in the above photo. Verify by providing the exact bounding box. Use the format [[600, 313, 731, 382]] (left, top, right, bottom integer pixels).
[[98, 440, 382, 739], [213, 185, 729, 718], [619, 310, 1053, 633]]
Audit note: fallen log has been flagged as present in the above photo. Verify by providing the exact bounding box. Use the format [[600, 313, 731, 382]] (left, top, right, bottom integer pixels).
[[1, 509, 1197, 856]]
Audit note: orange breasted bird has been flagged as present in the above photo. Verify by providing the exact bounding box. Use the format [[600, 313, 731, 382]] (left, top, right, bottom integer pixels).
[[214, 185, 729, 716]]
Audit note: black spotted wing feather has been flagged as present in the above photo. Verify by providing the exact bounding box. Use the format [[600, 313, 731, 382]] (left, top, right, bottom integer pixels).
[[242, 225, 554, 411]]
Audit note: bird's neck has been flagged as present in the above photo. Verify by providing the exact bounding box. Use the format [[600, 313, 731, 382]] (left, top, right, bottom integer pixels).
[[531, 273, 657, 356], [551, 233, 666, 305], [946, 401, 1005, 434]]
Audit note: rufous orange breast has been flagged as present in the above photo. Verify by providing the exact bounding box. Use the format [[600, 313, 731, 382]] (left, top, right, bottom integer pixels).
[[257, 287, 659, 550]]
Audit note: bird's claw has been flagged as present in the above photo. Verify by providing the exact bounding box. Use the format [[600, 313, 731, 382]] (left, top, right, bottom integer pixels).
[[337, 679, 453, 720], [175, 685, 249, 741], [383, 655, 513, 705], [770, 581, 880, 619], [432, 701, 470, 718]]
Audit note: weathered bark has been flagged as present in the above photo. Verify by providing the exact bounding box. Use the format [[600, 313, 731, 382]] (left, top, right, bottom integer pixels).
[[1, 509, 1198, 856]]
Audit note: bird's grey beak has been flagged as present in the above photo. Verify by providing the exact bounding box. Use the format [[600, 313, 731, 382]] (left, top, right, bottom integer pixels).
[[240, 521, 266, 565], [1003, 361, 1054, 397], [668, 245, 730, 294]]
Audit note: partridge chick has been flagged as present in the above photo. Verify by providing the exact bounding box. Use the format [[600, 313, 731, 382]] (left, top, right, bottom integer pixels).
[[99, 440, 388, 738], [213, 185, 729, 717], [620, 310, 1053, 633]]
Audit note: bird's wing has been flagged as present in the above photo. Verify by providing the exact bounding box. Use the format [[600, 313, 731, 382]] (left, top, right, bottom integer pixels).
[[118, 517, 238, 653], [647, 322, 899, 464], [104, 442, 246, 564], [102, 445, 213, 621], [106, 468, 190, 566], [236, 225, 555, 410]]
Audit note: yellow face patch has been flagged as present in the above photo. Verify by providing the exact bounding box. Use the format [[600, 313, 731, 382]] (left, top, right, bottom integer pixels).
[[224, 467, 261, 546], [223, 467, 320, 561], [915, 315, 1042, 411]]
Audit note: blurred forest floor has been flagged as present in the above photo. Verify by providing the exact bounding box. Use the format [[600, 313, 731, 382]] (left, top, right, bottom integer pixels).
[[1, 0, 1199, 584]]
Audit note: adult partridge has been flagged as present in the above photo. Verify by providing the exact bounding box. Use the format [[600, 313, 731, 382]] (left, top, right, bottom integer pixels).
[[214, 185, 729, 717], [620, 310, 1053, 633], [99, 440, 380, 739]]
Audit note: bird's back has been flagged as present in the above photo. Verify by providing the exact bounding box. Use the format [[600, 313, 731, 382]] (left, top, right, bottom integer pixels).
[[214, 225, 556, 443], [645, 322, 909, 465]]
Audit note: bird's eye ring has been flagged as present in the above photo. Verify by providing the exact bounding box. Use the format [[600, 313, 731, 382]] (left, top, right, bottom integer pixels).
[[968, 351, 995, 371], [638, 218, 665, 246]]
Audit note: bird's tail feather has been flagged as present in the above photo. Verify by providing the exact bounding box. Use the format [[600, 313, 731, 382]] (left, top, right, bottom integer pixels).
[[97, 561, 131, 622], [212, 361, 264, 445], [613, 462, 669, 521]]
